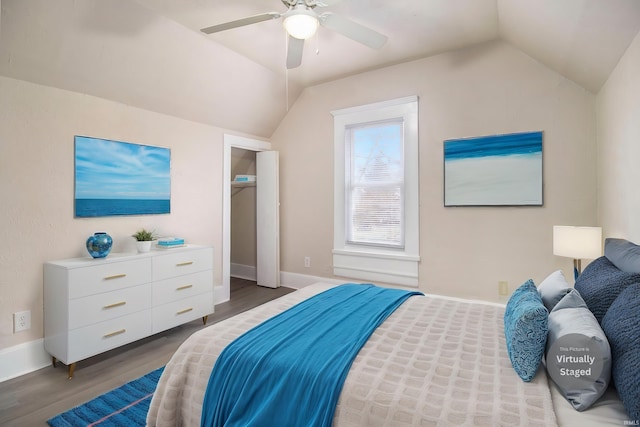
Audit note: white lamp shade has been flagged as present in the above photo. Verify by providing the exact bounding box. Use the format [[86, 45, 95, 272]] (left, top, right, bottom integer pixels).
[[553, 226, 602, 259], [283, 12, 318, 40]]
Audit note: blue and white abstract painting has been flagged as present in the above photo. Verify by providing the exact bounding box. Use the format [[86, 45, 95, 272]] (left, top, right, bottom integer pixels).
[[444, 131, 543, 206], [74, 136, 171, 217]]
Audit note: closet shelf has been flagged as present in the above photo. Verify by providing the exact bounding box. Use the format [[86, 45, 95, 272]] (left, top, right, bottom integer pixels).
[[231, 180, 256, 196], [231, 181, 256, 188]]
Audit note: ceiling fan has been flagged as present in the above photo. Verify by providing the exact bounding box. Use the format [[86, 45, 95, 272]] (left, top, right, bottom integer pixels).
[[200, 0, 388, 69]]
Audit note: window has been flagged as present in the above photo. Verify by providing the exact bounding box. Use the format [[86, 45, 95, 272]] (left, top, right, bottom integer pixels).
[[332, 97, 420, 287], [346, 120, 404, 248]]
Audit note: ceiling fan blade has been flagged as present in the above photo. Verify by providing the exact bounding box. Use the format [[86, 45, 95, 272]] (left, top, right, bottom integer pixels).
[[319, 13, 387, 49], [281, 0, 341, 7], [313, 0, 343, 7], [201, 12, 281, 34], [286, 36, 304, 69]]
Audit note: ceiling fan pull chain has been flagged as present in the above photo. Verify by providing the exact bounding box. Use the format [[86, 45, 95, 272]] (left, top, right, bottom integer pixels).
[[315, 31, 320, 55], [285, 32, 290, 112], [286, 67, 290, 112]]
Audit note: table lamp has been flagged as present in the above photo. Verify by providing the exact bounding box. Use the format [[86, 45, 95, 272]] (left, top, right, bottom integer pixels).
[[553, 225, 602, 280]]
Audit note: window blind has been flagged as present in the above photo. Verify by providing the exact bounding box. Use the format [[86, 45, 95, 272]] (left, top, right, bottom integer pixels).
[[346, 120, 404, 248]]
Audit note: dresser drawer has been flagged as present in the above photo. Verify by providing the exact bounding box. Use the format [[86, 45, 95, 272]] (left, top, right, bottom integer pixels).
[[68, 283, 151, 330], [67, 310, 152, 363], [44, 246, 214, 376], [68, 258, 152, 299], [152, 292, 214, 333], [152, 248, 213, 280], [152, 270, 213, 306]]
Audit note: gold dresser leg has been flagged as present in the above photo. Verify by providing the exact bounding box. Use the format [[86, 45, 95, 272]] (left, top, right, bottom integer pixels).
[[67, 363, 76, 380], [202, 315, 208, 325]]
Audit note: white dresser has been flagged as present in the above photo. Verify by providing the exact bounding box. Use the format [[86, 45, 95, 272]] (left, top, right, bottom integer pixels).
[[44, 245, 214, 378]]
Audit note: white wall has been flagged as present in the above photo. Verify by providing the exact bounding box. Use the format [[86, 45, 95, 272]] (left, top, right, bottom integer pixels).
[[596, 31, 640, 242], [0, 76, 246, 361], [271, 40, 598, 301]]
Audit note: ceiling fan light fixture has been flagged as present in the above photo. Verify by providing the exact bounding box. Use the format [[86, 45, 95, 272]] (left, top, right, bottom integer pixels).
[[283, 10, 319, 39]]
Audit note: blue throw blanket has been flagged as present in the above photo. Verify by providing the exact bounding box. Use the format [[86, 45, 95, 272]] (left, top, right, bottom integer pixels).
[[200, 284, 422, 427]]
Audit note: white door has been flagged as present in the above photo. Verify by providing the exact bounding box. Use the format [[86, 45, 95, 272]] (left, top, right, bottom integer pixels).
[[256, 151, 280, 288]]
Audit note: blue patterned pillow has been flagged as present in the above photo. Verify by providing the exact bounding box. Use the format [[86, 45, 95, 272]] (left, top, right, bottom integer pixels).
[[601, 284, 640, 421], [574, 256, 640, 323], [504, 280, 549, 382]]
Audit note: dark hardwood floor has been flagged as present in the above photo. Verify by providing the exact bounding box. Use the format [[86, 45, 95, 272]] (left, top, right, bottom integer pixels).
[[0, 278, 295, 426]]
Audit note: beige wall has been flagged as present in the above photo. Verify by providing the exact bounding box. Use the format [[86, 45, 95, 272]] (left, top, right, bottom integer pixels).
[[0, 34, 612, 362], [596, 31, 640, 242], [0, 76, 232, 350], [0, 0, 292, 138], [271, 40, 598, 301]]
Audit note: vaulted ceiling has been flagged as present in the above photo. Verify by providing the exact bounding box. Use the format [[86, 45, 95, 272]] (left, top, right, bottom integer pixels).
[[135, 0, 640, 93], [1, 0, 639, 137]]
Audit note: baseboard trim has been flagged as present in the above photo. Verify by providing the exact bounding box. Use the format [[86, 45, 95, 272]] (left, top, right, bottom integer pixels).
[[0, 338, 51, 383], [279, 271, 415, 292], [230, 263, 257, 281], [279, 271, 344, 289]]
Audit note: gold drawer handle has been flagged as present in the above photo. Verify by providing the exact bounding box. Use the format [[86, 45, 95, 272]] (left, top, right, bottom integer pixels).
[[176, 284, 193, 291], [176, 261, 193, 267], [103, 301, 126, 309], [176, 308, 193, 315], [104, 329, 126, 338], [104, 274, 127, 280]]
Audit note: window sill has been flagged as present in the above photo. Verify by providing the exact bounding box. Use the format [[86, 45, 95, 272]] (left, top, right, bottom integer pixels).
[[332, 248, 420, 287]]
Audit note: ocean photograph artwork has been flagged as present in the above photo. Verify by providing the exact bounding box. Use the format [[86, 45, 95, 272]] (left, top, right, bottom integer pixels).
[[444, 131, 543, 206], [74, 136, 171, 217]]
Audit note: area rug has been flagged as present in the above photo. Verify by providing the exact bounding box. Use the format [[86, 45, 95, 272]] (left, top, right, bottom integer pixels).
[[47, 367, 164, 427]]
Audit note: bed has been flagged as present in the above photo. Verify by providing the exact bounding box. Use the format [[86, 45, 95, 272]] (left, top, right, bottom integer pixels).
[[148, 238, 639, 426]]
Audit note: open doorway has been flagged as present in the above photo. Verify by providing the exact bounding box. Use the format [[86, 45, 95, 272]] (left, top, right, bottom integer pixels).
[[220, 135, 279, 304], [230, 148, 257, 281]]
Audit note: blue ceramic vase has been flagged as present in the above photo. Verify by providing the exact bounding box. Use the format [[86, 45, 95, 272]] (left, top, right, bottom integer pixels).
[[86, 232, 113, 258]]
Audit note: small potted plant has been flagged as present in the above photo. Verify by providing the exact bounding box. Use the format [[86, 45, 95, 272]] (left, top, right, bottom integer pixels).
[[132, 228, 157, 253]]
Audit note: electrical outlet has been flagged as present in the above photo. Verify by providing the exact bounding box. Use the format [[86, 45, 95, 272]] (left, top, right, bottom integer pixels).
[[304, 257, 311, 268], [14, 310, 31, 333], [498, 281, 509, 296]]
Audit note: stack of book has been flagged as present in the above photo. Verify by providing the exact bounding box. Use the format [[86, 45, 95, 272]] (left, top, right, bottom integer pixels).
[[234, 174, 256, 183], [156, 237, 185, 249]]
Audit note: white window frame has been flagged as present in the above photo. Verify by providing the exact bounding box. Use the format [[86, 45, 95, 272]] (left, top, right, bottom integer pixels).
[[332, 96, 420, 287]]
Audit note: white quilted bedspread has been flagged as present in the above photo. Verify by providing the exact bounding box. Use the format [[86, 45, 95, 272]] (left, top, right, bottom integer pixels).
[[147, 283, 557, 426]]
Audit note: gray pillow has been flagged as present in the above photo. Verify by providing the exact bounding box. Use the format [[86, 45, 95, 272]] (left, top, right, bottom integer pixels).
[[537, 270, 572, 312], [544, 289, 611, 411], [604, 238, 640, 273]]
